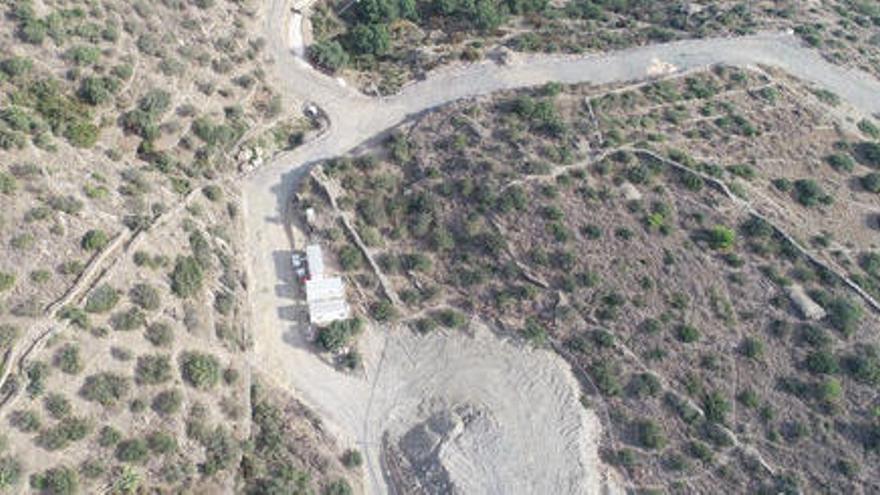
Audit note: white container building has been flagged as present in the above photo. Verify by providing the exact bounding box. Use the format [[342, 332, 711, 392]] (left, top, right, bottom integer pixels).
[[305, 244, 325, 279], [302, 244, 350, 325]]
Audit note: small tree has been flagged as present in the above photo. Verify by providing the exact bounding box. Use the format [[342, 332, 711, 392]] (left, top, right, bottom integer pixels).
[[370, 300, 397, 322], [309, 41, 349, 72], [152, 389, 182, 416], [677, 324, 700, 343], [135, 354, 173, 385], [338, 245, 363, 271], [170, 256, 203, 298], [30, 466, 78, 495], [825, 297, 862, 337], [180, 352, 221, 389], [793, 179, 832, 207], [85, 284, 119, 313], [115, 439, 149, 463], [80, 373, 130, 407], [0, 456, 21, 490], [862, 172, 880, 193], [130, 283, 161, 311], [53, 344, 83, 375], [702, 391, 730, 424], [707, 225, 735, 250], [635, 419, 666, 449]]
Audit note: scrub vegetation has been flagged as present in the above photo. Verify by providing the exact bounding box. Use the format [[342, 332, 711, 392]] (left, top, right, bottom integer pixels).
[[310, 0, 880, 94], [301, 66, 880, 492]]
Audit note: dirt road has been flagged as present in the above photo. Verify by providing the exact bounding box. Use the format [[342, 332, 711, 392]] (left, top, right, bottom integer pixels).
[[245, 2, 880, 493]]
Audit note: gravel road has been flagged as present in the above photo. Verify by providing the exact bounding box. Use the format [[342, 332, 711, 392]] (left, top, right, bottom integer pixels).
[[245, 3, 880, 494]]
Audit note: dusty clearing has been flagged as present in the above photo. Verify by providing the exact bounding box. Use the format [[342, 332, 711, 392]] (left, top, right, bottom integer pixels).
[[249, 218, 617, 494]]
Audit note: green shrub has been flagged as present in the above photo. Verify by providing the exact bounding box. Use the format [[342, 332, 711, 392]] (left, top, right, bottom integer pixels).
[[80, 372, 130, 407], [202, 185, 222, 202], [740, 216, 773, 238], [78, 76, 119, 105], [815, 377, 842, 406], [64, 121, 99, 148], [0, 171, 17, 195], [135, 354, 173, 385], [98, 426, 121, 448], [10, 409, 41, 433], [342, 449, 363, 468], [825, 297, 862, 337], [152, 389, 183, 416], [635, 419, 666, 449], [862, 172, 880, 193], [628, 373, 661, 398], [687, 441, 713, 464], [214, 291, 235, 315], [146, 431, 177, 454], [30, 466, 78, 495], [842, 345, 880, 385], [338, 245, 363, 271], [200, 426, 239, 475], [702, 390, 730, 424], [0, 456, 21, 490], [0, 56, 32, 78], [53, 344, 83, 375], [309, 40, 349, 72], [170, 256, 203, 298], [676, 324, 700, 343], [804, 349, 839, 374], [707, 225, 735, 250], [855, 141, 880, 168], [81, 229, 109, 251], [0, 273, 15, 292], [401, 253, 432, 272], [736, 388, 759, 409], [129, 283, 160, 311], [324, 479, 354, 495], [138, 89, 172, 117], [826, 153, 855, 172], [36, 417, 92, 450], [316, 318, 363, 352], [47, 195, 84, 215], [413, 317, 437, 334], [370, 300, 397, 322], [793, 179, 832, 207], [65, 45, 100, 66], [859, 119, 880, 139], [26, 361, 50, 397], [180, 352, 221, 389], [85, 284, 119, 313], [522, 317, 547, 346], [0, 324, 20, 349], [739, 337, 764, 360], [30, 269, 51, 284], [348, 24, 390, 56], [433, 308, 467, 328], [145, 322, 174, 347], [115, 439, 149, 463], [110, 307, 146, 331]]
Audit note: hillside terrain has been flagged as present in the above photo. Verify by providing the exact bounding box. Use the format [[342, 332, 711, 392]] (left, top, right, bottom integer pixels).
[[0, 0, 350, 493], [298, 66, 880, 493], [307, 0, 880, 94], [3, 0, 880, 493]]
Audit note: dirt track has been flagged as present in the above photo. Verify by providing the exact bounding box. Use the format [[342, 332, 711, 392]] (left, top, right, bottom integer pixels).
[[244, 2, 880, 493]]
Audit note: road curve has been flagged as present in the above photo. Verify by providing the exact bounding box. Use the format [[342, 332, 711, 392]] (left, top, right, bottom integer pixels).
[[245, 2, 880, 493]]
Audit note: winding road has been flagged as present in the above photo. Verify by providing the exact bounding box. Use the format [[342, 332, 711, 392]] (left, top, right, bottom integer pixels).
[[244, 2, 880, 494]]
